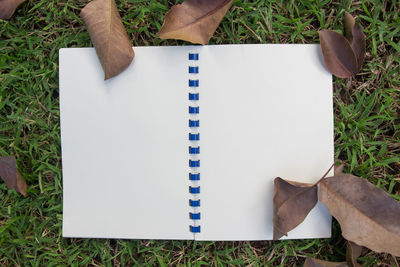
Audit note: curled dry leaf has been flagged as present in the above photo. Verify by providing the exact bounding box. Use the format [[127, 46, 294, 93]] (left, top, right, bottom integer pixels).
[[304, 235, 362, 267], [158, 0, 234, 45], [304, 257, 346, 267], [334, 163, 345, 176], [344, 12, 366, 73], [318, 30, 357, 78], [0, 0, 25, 19], [346, 241, 362, 267], [319, 12, 365, 78], [319, 174, 400, 256], [0, 156, 27, 196], [273, 164, 334, 240], [273, 178, 318, 240], [81, 0, 134, 80]]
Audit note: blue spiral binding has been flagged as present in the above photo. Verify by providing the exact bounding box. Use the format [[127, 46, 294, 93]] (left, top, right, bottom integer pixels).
[[189, 186, 200, 194], [190, 225, 201, 233], [189, 80, 199, 87], [189, 173, 200, 180], [189, 66, 199, 74], [189, 160, 200, 168], [190, 213, 201, 220], [189, 93, 199, 100], [189, 52, 200, 234], [189, 133, 200, 141], [189, 147, 200, 154], [189, 106, 199, 114], [189, 199, 200, 207], [189, 53, 199, 60], [189, 120, 199, 127]]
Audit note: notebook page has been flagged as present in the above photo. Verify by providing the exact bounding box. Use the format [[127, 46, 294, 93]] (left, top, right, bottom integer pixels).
[[197, 44, 333, 241], [60, 47, 193, 240]]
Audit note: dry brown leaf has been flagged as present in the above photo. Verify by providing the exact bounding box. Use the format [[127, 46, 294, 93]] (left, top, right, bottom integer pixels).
[[0, 0, 24, 19], [319, 174, 400, 256], [344, 12, 366, 73], [334, 163, 345, 176], [273, 178, 317, 240], [319, 12, 365, 78], [304, 257, 347, 267], [81, 0, 134, 80], [0, 156, 27, 196], [346, 241, 362, 267], [318, 30, 357, 78], [158, 0, 233, 45], [273, 164, 334, 240]]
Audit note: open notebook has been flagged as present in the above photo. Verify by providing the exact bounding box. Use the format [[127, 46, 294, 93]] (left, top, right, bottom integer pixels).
[[60, 44, 334, 241]]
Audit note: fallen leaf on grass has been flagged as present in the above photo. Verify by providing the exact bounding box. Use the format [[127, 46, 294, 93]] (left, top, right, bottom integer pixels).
[[81, 0, 134, 80], [319, 12, 365, 78], [0, 156, 27, 196], [319, 174, 400, 256], [273, 178, 318, 240], [304, 236, 363, 267], [304, 257, 346, 267], [318, 30, 357, 78], [273, 164, 334, 240], [346, 241, 362, 267], [158, 0, 234, 45], [0, 0, 25, 19], [344, 12, 366, 73], [334, 163, 345, 176]]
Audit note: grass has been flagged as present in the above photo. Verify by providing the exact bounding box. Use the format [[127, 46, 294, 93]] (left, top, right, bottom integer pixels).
[[0, 0, 399, 265]]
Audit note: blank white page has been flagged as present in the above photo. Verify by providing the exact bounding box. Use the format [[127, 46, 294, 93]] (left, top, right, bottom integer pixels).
[[197, 44, 333, 240], [60, 47, 194, 240]]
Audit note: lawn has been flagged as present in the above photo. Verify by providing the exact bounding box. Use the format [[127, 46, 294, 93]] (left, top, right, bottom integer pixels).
[[1, 0, 399, 265]]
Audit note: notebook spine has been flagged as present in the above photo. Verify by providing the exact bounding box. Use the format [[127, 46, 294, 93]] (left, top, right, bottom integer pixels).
[[188, 52, 200, 234]]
